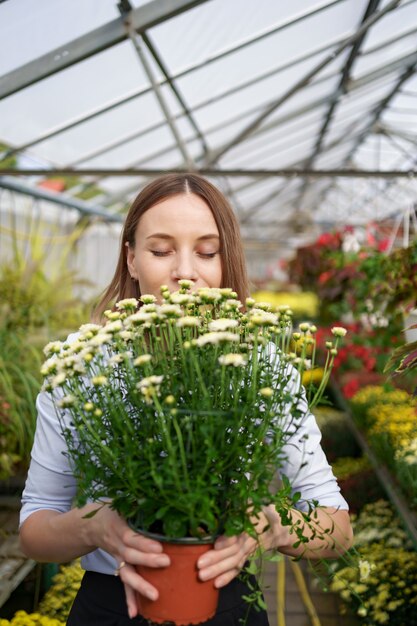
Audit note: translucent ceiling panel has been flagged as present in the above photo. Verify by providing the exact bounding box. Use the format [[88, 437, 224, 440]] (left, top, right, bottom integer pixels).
[[220, 109, 327, 167], [234, 178, 290, 206], [312, 138, 360, 168], [149, 0, 357, 75], [354, 134, 411, 170], [256, 73, 341, 128], [353, 0, 417, 80], [78, 124, 181, 169], [0, 41, 152, 148], [324, 78, 399, 138], [25, 91, 167, 165], [175, 47, 340, 129], [0, 0, 120, 75], [353, 43, 417, 82]]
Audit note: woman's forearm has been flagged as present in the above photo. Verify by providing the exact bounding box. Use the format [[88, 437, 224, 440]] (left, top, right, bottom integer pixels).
[[19, 504, 103, 563], [274, 506, 353, 559]]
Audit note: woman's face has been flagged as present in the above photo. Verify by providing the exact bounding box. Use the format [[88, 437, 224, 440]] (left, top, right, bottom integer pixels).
[[126, 193, 223, 300]]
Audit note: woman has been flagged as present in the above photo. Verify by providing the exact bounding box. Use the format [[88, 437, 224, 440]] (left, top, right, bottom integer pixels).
[[20, 173, 352, 625]]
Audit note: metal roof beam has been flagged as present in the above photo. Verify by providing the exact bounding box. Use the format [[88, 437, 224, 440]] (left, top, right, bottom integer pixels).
[[2, 167, 415, 178], [343, 62, 417, 164], [0, 0, 209, 100], [142, 32, 209, 156], [0, 176, 123, 222], [293, 0, 382, 214], [1, 27, 345, 163], [203, 0, 401, 167], [306, 0, 382, 170]]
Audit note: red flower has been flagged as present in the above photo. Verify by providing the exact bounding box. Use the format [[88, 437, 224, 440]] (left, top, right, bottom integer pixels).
[[318, 270, 333, 284], [342, 379, 360, 398]]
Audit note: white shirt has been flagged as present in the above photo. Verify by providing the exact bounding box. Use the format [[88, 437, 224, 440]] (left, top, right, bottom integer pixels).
[[20, 335, 348, 575]]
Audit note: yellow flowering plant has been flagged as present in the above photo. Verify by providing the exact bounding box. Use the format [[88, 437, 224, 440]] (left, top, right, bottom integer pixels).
[[330, 501, 417, 625], [40, 284, 344, 542]]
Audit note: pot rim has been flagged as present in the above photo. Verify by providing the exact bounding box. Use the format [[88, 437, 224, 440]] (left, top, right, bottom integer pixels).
[[127, 521, 216, 544]]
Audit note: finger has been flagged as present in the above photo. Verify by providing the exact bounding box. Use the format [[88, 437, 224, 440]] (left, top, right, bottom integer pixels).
[[198, 537, 254, 583], [121, 546, 170, 568], [123, 531, 165, 553], [119, 563, 159, 601], [124, 582, 138, 619], [213, 567, 241, 589]]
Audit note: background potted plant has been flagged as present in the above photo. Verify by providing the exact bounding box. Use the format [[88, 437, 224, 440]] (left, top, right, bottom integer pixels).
[[41, 283, 345, 625]]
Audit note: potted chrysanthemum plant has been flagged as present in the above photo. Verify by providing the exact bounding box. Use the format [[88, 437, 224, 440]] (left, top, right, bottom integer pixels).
[[40, 282, 345, 625]]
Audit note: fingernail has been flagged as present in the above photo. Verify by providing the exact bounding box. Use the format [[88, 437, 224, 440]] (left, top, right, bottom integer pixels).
[[198, 557, 208, 568], [147, 589, 158, 601]]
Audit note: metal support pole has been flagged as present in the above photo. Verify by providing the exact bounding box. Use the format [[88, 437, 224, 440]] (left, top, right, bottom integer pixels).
[[121, 10, 196, 170], [204, 0, 402, 166]]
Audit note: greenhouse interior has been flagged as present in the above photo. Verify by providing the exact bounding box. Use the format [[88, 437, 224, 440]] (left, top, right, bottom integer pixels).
[[1, 0, 417, 624]]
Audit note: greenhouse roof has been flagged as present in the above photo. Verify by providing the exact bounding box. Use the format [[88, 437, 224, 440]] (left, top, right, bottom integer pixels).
[[0, 0, 417, 250]]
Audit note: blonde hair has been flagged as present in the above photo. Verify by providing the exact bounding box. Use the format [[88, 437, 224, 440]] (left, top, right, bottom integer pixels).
[[93, 173, 249, 321]]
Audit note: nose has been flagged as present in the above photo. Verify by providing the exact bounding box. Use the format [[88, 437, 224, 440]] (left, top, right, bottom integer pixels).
[[171, 250, 198, 282]]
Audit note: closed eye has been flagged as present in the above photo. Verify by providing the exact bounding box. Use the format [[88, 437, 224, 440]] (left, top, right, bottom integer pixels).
[[199, 252, 218, 259], [151, 250, 171, 257]]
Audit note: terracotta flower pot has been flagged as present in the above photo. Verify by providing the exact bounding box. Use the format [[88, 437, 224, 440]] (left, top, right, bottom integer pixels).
[[135, 534, 219, 625]]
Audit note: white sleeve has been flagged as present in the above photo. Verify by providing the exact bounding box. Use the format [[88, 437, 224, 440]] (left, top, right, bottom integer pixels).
[[20, 390, 77, 526], [268, 345, 348, 511], [280, 392, 349, 511]]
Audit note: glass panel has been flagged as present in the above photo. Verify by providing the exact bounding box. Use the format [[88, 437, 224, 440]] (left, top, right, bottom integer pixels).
[[0, 0, 119, 75]]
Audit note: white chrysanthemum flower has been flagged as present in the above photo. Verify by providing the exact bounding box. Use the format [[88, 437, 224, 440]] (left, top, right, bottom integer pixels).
[[57, 395, 77, 408], [116, 298, 138, 310], [253, 301, 272, 312], [195, 332, 239, 346], [170, 292, 196, 305], [79, 323, 101, 336], [221, 298, 242, 311], [140, 294, 157, 304], [218, 354, 247, 367], [331, 326, 347, 337], [176, 316, 200, 328], [90, 333, 113, 347], [359, 560, 371, 581], [51, 372, 66, 389], [299, 322, 311, 332], [41, 357, 58, 376], [219, 288, 236, 297], [137, 375, 164, 388], [141, 303, 157, 313], [104, 310, 121, 321], [119, 330, 134, 341], [197, 288, 222, 303], [159, 304, 183, 318], [43, 341, 63, 357], [208, 318, 239, 332], [245, 297, 256, 308], [248, 310, 278, 327], [109, 354, 124, 365], [178, 279, 194, 289], [137, 375, 164, 404], [105, 320, 123, 334], [134, 354, 152, 367], [91, 375, 108, 386], [125, 311, 154, 326]]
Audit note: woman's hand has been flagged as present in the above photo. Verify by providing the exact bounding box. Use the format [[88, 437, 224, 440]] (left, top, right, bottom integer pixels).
[[196, 505, 289, 588], [89, 505, 170, 618]]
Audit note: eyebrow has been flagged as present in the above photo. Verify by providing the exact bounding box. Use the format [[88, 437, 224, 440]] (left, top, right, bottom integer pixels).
[[146, 233, 220, 241]]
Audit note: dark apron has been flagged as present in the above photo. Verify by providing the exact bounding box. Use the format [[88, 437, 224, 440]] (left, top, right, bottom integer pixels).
[[67, 571, 270, 626]]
